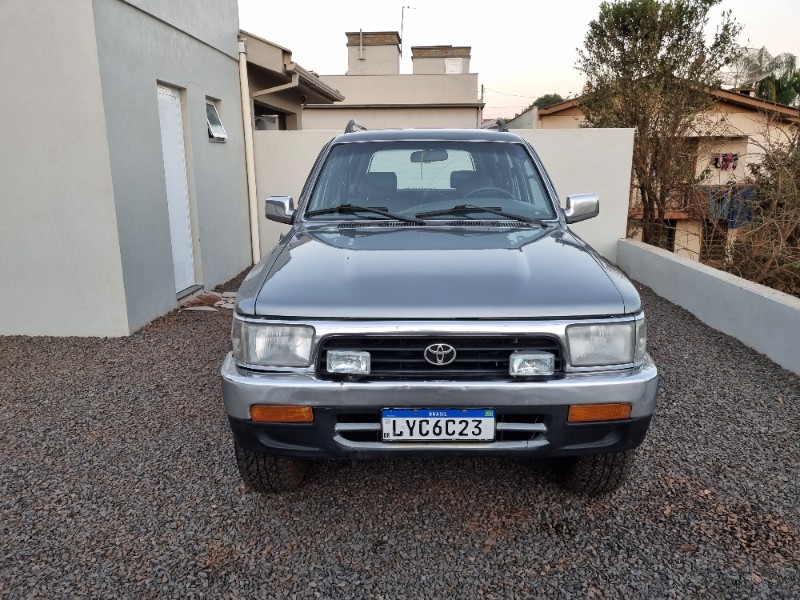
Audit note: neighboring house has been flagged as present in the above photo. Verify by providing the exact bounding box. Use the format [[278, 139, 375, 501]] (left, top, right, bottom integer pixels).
[[302, 32, 485, 129], [1, 0, 252, 336], [526, 89, 800, 262], [503, 107, 539, 130], [239, 30, 345, 131], [236, 31, 346, 262], [240, 30, 485, 258]]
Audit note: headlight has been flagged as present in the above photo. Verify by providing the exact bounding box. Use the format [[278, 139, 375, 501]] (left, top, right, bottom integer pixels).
[[232, 320, 314, 367], [567, 321, 638, 367]]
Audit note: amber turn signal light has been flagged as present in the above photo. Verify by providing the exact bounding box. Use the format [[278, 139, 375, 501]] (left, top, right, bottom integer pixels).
[[250, 405, 314, 423], [568, 403, 631, 423]]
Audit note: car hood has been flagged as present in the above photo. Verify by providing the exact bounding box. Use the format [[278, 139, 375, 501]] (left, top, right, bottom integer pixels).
[[239, 225, 638, 319]]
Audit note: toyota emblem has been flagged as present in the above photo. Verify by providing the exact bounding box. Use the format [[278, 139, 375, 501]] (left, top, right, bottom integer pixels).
[[424, 343, 457, 366]]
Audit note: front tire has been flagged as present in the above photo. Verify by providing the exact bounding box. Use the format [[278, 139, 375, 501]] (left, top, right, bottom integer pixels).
[[234, 442, 308, 493], [555, 450, 635, 495]]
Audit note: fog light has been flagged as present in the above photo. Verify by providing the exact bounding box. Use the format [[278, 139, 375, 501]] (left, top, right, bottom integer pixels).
[[568, 403, 631, 423], [250, 405, 313, 423], [509, 352, 555, 376], [327, 350, 371, 374]]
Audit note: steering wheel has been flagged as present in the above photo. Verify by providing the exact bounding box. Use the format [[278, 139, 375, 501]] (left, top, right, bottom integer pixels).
[[463, 187, 515, 199]]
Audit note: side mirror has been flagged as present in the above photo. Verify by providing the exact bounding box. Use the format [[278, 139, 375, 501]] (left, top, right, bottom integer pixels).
[[265, 196, 295, 224], [564, 193, 599, 224]]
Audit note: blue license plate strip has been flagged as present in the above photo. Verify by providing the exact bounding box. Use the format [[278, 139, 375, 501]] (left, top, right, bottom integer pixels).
[[381, 408, 496, 442]]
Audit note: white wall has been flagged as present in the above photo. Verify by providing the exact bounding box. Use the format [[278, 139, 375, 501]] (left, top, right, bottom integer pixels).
[[617, 239, 800, 375], [302, 108, 482, 131], [253, 129, 635, 262], [0, 0, 130, 336], [318, 74, 479, 105], [253, 131, 337, 253], [347, 44, 400, 75], [125, 0, 240, 56], [305, 72, 483, 131], [515, 129, 635, 262], [506, 108, 538, 130]]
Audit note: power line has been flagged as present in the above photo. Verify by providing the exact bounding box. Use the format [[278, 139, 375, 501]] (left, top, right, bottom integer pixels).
[[483, 87, 538, 99]]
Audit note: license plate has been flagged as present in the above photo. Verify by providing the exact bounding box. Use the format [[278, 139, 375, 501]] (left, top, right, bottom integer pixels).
[[381, 409, 495, 442]]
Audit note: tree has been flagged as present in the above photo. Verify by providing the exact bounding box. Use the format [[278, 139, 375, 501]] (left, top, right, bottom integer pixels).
[[576, 0, 741, 248], [510, 93, 566, 120], [757, 57, 800, 107], [531, 93, 564, 109], [726, 128, 800, 297], [725, 47, 800, 106]]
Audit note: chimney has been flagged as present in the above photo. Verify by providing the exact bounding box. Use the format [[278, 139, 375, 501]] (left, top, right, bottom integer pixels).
[[411, 46, 471, 75], [345, 31, 401, 75]]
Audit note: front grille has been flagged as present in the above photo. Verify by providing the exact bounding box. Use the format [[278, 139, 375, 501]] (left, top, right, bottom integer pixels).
[[334, 411, 547, 444], [317, 335, 562, 380]]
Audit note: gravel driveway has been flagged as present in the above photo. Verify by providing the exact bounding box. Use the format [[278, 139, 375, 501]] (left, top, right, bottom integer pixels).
[[1, 276, 798, 599]]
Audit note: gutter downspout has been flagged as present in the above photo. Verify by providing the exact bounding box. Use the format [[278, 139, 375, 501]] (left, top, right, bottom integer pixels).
[[238, 38, 260, 264]]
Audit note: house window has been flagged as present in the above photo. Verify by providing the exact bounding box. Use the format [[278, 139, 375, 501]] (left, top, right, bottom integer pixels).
[[445, 58, 462, 74], [206, 100, 227, 142]]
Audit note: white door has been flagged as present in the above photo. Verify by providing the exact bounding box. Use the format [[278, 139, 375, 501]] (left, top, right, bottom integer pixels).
[[157, 85, 195, 294]]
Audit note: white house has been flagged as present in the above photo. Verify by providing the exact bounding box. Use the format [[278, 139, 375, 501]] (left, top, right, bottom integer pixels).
[[1, 0, 253, 336]]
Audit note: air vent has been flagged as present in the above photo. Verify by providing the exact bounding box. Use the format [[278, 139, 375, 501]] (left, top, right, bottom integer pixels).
[[337, 221, 417, 229], [440, 221, 532, 228], [336, 221, 533, 229]]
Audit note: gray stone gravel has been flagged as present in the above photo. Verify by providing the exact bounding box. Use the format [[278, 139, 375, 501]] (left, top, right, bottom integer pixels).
[[1, 276, 798, 599]]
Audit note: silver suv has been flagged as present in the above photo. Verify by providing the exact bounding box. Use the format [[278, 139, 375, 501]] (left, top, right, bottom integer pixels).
[[221, 125, 658, 495]]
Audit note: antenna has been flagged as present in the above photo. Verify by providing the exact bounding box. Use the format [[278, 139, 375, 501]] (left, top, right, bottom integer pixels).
[[400, 6, 414, 57]]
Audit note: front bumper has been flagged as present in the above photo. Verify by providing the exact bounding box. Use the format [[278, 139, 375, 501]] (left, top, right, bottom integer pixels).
[[221, 352, 658, 459]]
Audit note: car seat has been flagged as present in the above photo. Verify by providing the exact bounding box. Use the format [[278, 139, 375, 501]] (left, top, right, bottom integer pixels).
[[450, 170, 494, 198], [357, 172, 397, 206]]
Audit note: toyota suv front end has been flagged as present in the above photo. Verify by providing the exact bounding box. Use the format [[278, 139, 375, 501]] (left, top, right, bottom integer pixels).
[[221, 126, 658, 495]]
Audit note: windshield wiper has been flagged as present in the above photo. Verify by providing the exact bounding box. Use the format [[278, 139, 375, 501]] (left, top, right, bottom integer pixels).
[[415, 204, 548, 225], [306, 203, 423, 224]]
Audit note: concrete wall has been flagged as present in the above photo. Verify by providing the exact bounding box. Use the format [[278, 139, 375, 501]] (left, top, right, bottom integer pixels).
[[515, 129, 635, 262], [706, 104, 797, 171], [0, 0, 130, 336], [125, 0, 240, 56], [252, 128, 635, 262], [302, 107, 482, 130], [253, 131, 337, 253], [617, 239, 800, 375], [539, 115, 586, 129], [305, 73, 481, 130], [0, 0, 250, 337], [92, 0, 251, 332], [506, 108, 538, 130], [411, 46, 472, 75], [318, 74, 479, 106]]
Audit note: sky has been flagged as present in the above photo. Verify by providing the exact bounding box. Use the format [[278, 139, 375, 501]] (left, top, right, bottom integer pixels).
[[237, 0, 800, 119]]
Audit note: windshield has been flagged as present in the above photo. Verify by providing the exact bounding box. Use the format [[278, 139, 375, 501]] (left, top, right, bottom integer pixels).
[[305, 140, 557, 222]]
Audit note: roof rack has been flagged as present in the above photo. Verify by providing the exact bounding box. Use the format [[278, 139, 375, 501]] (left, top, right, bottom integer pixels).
[[344, 119, 369, 133], [480, 118, 509, 132]]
